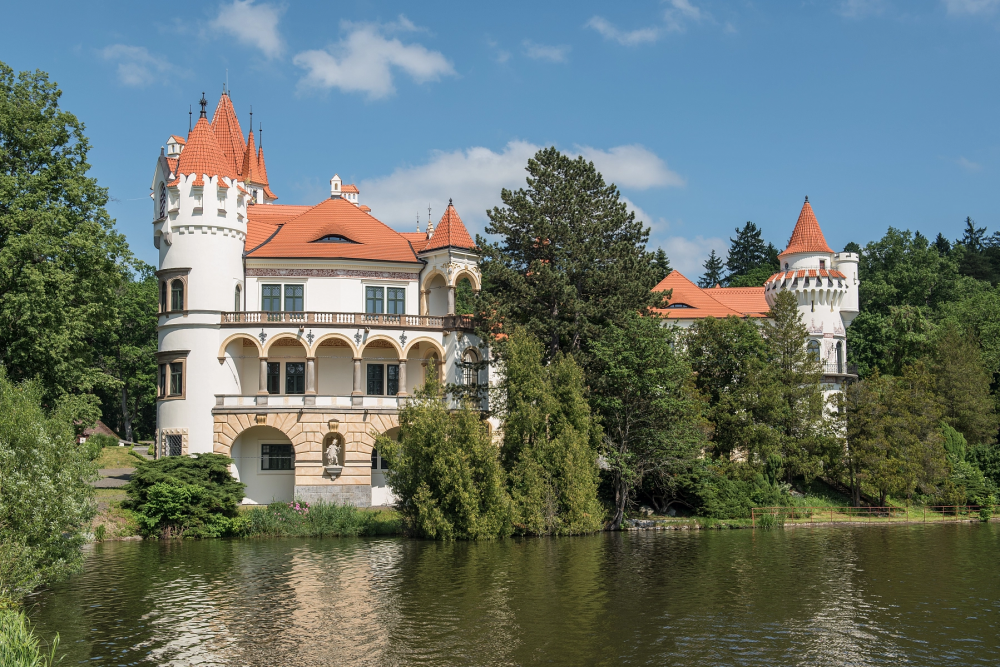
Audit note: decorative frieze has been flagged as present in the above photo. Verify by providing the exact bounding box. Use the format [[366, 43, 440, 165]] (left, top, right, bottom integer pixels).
[[247, 268, 418, 280]]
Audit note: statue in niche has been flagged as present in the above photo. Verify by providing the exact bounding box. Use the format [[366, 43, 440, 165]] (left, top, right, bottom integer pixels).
[[324, 436, 343, 468]]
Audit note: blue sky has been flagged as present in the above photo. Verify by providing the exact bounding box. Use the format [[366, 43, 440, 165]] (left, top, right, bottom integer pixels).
[[4, 0, 1000, 275]]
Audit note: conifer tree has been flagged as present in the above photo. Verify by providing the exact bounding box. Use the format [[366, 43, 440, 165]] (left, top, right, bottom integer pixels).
[[932, 323, 997, 446], [725, 222, 769, 280], [478, 147, 665, 367], [934, 234, 951, 255], [698, 249, 725, 288], [494, 328, 603, 534], [650, 247, 672, 283]]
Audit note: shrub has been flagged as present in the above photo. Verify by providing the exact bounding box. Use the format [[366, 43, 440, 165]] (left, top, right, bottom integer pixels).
[[231, 501, 399, 538], [0, 369, 96, 603], [124, 453, 244, 538], [88, 433, 119, 450], [698, 471, 791, 520], [0, 608, 59, 667]]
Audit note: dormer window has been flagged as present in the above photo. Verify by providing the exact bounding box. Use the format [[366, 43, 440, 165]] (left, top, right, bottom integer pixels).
[[313, 234, 357, 244], [665, 303, 694, 309]]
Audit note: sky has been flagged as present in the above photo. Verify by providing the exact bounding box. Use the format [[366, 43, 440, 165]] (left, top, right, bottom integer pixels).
[[4, 0, 1000, 276]]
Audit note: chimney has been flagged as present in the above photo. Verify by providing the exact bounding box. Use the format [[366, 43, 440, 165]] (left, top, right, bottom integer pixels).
[[330, 174, 342, 199]]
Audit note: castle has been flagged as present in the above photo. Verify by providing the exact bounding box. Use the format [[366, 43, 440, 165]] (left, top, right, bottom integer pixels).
[[151, 92, 482, 506], [652, 197, 860, 391]]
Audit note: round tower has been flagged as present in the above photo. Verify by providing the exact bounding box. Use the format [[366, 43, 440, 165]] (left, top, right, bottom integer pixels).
[[151, 93, 250, 456], [764, 197, 856, 382]]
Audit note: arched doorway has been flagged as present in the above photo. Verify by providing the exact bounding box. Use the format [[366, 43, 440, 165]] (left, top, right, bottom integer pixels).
[[372, 426, 399, 506], [230, 425, 295, 504]]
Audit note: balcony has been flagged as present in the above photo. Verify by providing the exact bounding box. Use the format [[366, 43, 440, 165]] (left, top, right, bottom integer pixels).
[[822, 362, 858, 377], [221, 311, 473, 330]]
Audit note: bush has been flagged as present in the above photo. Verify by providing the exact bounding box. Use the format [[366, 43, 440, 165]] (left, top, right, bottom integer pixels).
[[124, 453, 244, 538], [0, 368, 96, 603], [230, 501, 400, 538], [698, 471, 791, 520], [0, 609, 59, 667], [88, 433, 119, 449]]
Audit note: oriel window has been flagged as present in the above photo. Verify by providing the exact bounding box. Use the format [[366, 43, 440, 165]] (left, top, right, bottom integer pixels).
[[285, 362, 305, 395], [365, 286, 384, 314], [387, 288, 405, 315], [284, 284, 303, 312]]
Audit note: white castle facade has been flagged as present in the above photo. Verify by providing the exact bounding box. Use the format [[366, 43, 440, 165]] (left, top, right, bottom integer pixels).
[[151, 93, 483, 506]]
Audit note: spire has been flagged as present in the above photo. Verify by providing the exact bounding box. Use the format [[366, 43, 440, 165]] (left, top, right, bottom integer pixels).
[[256, 142, 278, 201], [779, 197, 833, 257], [210, 93, 246, 178], [241, 128, 259, 183], [425, 200, 475, 251], [199, 92, 207, 118], [426, 204, 434, 238], [172, 115, 233, 187]]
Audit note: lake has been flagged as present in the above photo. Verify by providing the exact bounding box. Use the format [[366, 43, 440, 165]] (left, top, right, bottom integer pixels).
[[27, 523, 1000, 666]]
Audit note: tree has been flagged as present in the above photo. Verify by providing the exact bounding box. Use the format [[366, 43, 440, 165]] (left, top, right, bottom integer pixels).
[[0, 63, 131, 408], [493, 328, 603, 534], [698, 249, 725, 288], [590, 313, 708, 526], [0, 368, 96, 604], [934, 233, 951, 255], [843, 241, 862, 254], [761, 291, 835, 481], [454, 277, 475, 315], [92, 262, 158, 442], [376, 377, 511, 540], [932, 323, 997, 447], [960, 216, 986, 252], [728, 265, 776, 287], [650, 247, 672, 283], [478, 147, 664, 365], [725, 222, 769, 281]]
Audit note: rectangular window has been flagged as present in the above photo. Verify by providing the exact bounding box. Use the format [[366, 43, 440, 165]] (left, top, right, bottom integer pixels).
[[284, 284, 304, 312], [387, 287, 405, 315], [170, 281, 184, 311], [819, 259, 826, 270], [159, 364, 166, 397], [169, 362, 183, 396], [367, 363, 384, 395], [285, 362, 305, 395], [167, 434, 182, 457], [463, 364, 478, 387], [371, 448, 378, 469], [387, 364, 399, 396], [262, 284, 281, 312], [365, 286, 384, 314], [267, 362, 281, 394], [261, 444, 293, 470], [160, 282, 167, 312]]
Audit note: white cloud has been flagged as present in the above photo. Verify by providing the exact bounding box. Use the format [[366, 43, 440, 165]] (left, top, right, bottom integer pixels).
[[837, 0, 889, 18], [100, 45, 174, 86], [660, 235, 727, 279], [664, 0, 706, 32], [956, 156, 983, 172], [359, 141, 684, 239], [575, 144, 686, 190], [522, 41, 571, 63], [586, 16, 660, 45], [943, 0, 1000, 14], [210, 0, 285, 58], [294, 18, 455, 99]]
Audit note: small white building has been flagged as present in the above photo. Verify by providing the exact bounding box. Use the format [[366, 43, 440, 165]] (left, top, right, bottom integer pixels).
[[653, 197, 860, 391], [150, 93, 484, 506]]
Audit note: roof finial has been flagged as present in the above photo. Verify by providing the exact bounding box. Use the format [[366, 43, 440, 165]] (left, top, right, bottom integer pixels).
[[416, 212, 421, 233], [258, 122, 262, 149], [804, 195, 809, 203], [199, 93, 207, 118], [249, 105, 253, 138], [188, 105, 192, 133], [449, 197, 453, 206]]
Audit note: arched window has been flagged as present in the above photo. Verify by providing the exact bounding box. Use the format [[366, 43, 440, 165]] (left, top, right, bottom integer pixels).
[[234, 284, 242, 312], [160, 281, 167, 312], [462, 348, 480, 386], [170, 279, 184, 311], [807, 339, 821, 363], [836, 341, 844, 374], [784, 263, 789, 270]]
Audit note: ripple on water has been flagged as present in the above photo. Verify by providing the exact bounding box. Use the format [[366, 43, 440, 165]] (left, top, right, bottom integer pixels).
[[26, 523, 1000, 666]]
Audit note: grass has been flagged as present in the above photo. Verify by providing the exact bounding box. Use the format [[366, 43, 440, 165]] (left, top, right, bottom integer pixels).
[[232, 501, 401, 538], [90, 493, 140, 540], [94, 446, 142, 469], [0, 608, 59, 667]]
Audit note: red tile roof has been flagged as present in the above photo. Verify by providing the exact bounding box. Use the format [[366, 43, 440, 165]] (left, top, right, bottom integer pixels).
[[211, 94, 246, 178], [400, 231, 430, 253], [169, 135, 186, 145], [341, 184, 359, 194], [241, 129, 262, 185], [651, 271, 768, 320], [246, 197, 420, 263], [425, 201, 475, 251], [359, 205, 371, 213], [170, 116, 234, 186], [780, 199, 833, 257], [245, 205, 310, 251], [256, 145, 277, 200]]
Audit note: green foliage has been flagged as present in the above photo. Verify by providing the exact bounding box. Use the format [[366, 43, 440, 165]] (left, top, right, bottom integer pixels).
[[932, 323, 997, 446], [478, 146, 666, 365], [698, 249, 725, 288], [454, 277, 475, 316], [0, 62, 131, 405], [650, 247, 672, 283], [979, 495, 994, 522], [0, 368, 96, 604], [0, 609, 59, 667], [728, 265, 776, 287], [376, 379, 511, 539], [88, 433, 118, 449], [698, 469, 790, 520], [229, 502, 400, 538], [123, 453, 245, 538], [493, 328, 603, 534], [725, 222, 777, 284], [590, 313, 708, 526], [941, 423, 967, 464]]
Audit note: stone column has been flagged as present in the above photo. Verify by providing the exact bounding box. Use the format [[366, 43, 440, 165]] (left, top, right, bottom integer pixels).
[[352, 357, 363, 407], [306, 357, 317, 394], [420, 289, 429, 316], [397, 360, 408, 397], [447, 285, 456, 315], [258, 357, 268, 394]]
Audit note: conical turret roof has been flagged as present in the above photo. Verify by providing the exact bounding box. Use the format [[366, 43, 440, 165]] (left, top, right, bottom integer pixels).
[[425, 200, 475, 251], [211, 93, 246, 178], [256, 144, 278, 200], [171, 116, 233, 186], [241, 129, 261, 184], [779, 198, 833, 257]]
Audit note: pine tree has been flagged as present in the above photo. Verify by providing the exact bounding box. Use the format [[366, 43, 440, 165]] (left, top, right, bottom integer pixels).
[[650, 247, 672, 283], [698, 249, 725, 288], [960, 216, 986, 252], [725, 222, 769, 280], [843, 241, 862, 254], [934, 234, 951, 255], [932, 323, 997, 446]]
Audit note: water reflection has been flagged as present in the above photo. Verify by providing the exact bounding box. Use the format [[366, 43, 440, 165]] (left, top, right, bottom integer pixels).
[[28, 524, 1000, 666]]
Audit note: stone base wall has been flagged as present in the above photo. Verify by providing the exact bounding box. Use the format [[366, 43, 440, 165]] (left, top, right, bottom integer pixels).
[[295, 484, 372, 507]]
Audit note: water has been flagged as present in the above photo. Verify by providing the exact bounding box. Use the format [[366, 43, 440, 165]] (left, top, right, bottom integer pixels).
[[27, 523, 1000, 666]]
